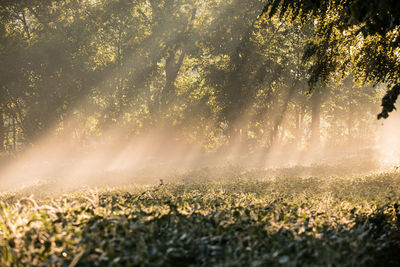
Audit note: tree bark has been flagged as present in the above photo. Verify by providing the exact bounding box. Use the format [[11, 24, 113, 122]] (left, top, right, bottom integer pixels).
[[269, 85, 296, 149], [295, 104, 305, 150], [159, 7, 197, 111], [0, 113, 4, 152], [310, 87, 322, 147], [347, 89, 353, 144], [160, 48, 186, 108], [12, 117, 16, 151]]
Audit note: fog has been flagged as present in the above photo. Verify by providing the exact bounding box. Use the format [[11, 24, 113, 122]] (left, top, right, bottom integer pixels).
[[0, 0, 398, 195], [0, 108, 398, 194]]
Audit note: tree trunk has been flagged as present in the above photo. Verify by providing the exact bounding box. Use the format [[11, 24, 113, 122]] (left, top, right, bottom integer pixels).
[[159, 7, 197, 112], [12, 117, 16, 151], [269, 85, 296, 149], [295, 105, 305, 150], [0, 113, 4, 152], [310, 88, 322, 147], [347, 90, 353, 144], [160, 49, 186, 109], [240, 124, 249, 152]]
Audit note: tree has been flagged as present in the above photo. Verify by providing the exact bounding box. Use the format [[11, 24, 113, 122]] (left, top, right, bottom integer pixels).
[[323, 77, 379, 148], [0, 0, 100, 143], [0, 0, 388, 154], [261, 0, 400, 119]]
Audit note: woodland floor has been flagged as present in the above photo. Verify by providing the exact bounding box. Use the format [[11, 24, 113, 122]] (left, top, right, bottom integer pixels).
[[1, 166, 400, 266]]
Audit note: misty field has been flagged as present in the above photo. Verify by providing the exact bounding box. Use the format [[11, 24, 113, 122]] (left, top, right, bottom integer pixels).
[[1, 168, 400, 266], [3, 0, 400, 266]]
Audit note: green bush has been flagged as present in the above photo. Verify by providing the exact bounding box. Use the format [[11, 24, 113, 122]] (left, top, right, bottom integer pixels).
[[1, 171, 400, 266]]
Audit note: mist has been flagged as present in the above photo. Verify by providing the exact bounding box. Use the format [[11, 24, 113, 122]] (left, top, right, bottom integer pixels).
[[0, 0, 398, 194]]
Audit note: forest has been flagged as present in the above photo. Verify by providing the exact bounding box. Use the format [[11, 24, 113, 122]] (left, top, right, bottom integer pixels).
[[1, 0, 400, 266], [0, 0, 391, 156]]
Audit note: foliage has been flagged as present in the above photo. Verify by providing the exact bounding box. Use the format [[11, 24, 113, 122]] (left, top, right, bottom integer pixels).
[[1, 171, 400, 266], [262, 0, 400, 119], [0, 0, 386, 153]]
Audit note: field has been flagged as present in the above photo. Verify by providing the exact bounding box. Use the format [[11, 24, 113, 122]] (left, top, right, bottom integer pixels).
[[1, 166, 400, 266]]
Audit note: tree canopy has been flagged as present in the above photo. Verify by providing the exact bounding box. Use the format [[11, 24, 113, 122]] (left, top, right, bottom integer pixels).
[[262, 0, 400, 119], [0, 0, 386, 159]]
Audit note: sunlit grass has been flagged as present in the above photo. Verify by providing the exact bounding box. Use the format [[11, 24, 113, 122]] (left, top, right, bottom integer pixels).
[[1, 168, 400, 266]]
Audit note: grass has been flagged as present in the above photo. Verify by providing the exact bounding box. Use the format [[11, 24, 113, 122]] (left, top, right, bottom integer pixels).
[[1, 167, 400, 266]]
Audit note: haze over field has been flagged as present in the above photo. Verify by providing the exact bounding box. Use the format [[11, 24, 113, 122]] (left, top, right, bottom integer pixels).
[[3, 1, 400, 266], [0, 0, 400, 192], [0, 111, 399, 193]]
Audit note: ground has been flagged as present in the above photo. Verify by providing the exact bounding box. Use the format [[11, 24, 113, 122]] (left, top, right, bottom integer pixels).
[[1, 166, 400, 266]]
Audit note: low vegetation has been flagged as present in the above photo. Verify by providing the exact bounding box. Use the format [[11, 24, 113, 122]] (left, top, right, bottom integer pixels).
[[1, 168, 400, 266]]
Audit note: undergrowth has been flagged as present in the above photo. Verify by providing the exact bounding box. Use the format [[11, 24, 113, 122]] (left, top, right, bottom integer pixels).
[[1, 170, 400, 266]]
